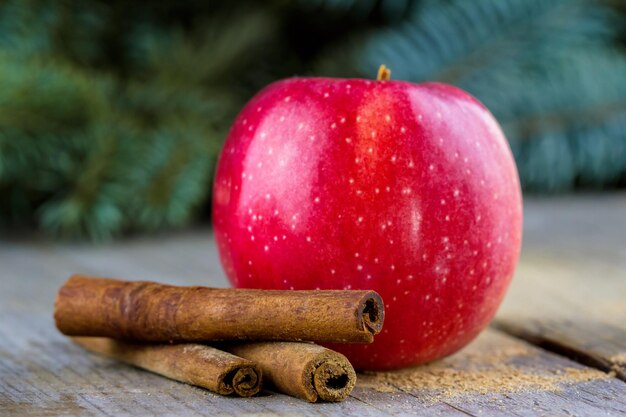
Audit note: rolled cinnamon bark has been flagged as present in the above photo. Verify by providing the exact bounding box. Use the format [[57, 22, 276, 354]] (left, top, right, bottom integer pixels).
[[55, 275, 384, 343], [225, 342, 356, 402], [72, 337, 261, 397]]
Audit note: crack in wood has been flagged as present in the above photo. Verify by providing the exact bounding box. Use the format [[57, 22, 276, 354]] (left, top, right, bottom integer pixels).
[[493, 321, 626, 382]]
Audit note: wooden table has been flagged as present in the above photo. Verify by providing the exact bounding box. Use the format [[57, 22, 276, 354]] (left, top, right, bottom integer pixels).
[[1, 195, 625, 416]]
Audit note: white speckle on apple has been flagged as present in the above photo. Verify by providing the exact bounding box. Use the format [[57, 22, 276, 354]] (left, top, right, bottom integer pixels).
[[357, 216, 363, 223], [356, 265, 363, 271], [374, 188, 380, 194], [340, 117, 346, 123], [264, 245, 269, 252], [306, 236, 312, 242], [348, 178, 355, 184], [314, 197, 320, 203], [331, 123, 337, 129], [279, 116, 285, 122], [345, 137, 352, 143], [429, 164, 435, 171], [331, 269, 336, 274], [385, 115, 391, 122], [374, 258, 379, 264], [323, 92, 329, 98], [284, 96, 291, 102]]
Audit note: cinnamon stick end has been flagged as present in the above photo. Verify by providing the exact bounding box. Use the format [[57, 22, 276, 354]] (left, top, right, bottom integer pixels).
[[360, 291, 385, 337], [227, 365, 262, 397], [312, 358, 357, 402]]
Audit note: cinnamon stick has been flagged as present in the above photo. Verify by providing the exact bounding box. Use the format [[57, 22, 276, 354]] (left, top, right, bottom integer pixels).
[[55, 275, 384, 343], [72, 337, 262, 397], [225, 342, 356, 402]]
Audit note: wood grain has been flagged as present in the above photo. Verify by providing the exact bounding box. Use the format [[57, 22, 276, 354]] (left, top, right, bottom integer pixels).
[[495, 194, 626, 381], [2, 195, 626, 416]]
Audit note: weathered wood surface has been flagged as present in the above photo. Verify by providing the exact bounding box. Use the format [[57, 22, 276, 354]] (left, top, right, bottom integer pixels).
[[1, 194, 626, 416], [495, 194, 626, 380]]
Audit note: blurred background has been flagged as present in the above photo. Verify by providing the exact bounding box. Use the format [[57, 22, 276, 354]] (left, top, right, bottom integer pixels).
[[0, 0, 625, 241]]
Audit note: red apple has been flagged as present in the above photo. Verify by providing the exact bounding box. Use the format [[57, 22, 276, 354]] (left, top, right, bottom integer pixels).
[[212, 73, 522, 370]]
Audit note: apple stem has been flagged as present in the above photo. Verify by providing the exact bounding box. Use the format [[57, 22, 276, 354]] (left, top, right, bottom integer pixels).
[[377, 65, 391, 81]]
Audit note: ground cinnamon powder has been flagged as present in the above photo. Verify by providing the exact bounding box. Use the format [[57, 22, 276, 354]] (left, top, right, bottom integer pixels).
[[357, 331, 609, 399]]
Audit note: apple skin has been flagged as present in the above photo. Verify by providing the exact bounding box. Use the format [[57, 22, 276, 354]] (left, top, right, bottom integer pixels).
[[212, 77, 522, 370]]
